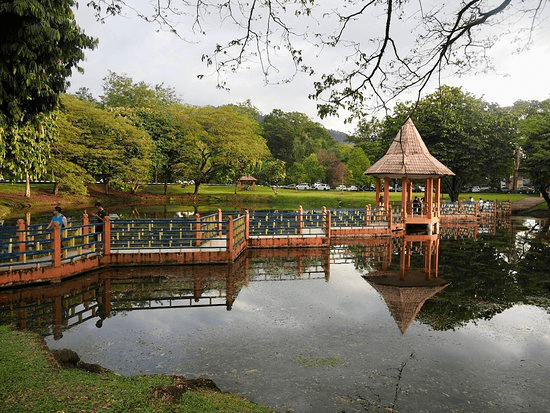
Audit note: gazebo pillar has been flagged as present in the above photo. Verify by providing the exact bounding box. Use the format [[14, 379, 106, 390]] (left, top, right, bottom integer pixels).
[[401, 177, 409, 220], [375, 177, 382, 206], [383, 177, 390, 210], [425, 178, 433, 219], [434, 177, 441, 218]]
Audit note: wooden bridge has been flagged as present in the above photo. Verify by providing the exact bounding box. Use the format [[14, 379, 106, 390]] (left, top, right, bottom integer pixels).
[[0, 202, 511, 287]]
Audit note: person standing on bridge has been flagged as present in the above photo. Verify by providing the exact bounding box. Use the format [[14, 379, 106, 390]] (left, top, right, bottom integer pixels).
[[91, 202, 108, 242], [47, 206, 68, 247]]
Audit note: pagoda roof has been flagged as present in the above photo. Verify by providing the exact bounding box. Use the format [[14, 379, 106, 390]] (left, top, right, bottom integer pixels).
[[366, 117, 454, 179]]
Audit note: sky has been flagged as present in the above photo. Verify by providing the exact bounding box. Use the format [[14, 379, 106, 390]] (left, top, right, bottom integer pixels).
[[68, 2, 550, 134]]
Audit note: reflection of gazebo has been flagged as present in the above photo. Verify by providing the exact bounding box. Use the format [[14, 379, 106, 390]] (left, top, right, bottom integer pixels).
[[364, 234, 449, 334], [238, 176, 257, 190], [366, 118, 454, 234]]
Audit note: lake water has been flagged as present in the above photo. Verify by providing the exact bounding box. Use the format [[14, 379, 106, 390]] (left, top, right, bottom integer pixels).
[[2, 217, 549, 412]]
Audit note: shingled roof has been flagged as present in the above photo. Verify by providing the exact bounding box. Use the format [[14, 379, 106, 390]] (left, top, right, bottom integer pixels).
[[366, 117, 454, 178]]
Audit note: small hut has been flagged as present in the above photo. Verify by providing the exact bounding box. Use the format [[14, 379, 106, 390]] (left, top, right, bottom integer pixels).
[[238, 176, 257, 191], [366, 117, 454, 233]]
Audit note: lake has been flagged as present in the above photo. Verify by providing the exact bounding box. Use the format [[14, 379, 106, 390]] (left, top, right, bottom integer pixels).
[[1, 216, 549, 412]]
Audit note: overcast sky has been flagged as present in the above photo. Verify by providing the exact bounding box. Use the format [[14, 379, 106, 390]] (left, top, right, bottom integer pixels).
[[69, 2, 550, 134]]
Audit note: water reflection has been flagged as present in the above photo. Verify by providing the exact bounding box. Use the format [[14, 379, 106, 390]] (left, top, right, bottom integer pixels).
[[4, 217, 544, 339], [1, 217, 550, 412]]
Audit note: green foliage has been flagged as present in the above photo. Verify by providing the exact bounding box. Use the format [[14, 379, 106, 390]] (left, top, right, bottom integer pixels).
[[53, 94, 153, 193], [302, 153, 326, 183], [374, 86, 517, 201], [517, 99, 550, 207], [0, 112, 57, 179], [262, 109, 337, 171], [345, 146, 372, 187], [252, 157, 287, 186], [176, 105, 269, 193], [101, 71, 180, 108], [0, 0, 97, 126]]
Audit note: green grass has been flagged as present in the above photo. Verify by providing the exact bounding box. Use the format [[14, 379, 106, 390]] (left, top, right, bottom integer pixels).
[[0, 325, 273, 413], [1, 182, 544, 221]]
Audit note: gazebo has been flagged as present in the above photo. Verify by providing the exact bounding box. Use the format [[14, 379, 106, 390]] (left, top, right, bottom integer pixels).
[[366, 117, 454, 234], [238, 176, 257, 191]]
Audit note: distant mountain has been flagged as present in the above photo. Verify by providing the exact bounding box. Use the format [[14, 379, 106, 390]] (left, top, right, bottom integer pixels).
[[328, 129, 350, 143]]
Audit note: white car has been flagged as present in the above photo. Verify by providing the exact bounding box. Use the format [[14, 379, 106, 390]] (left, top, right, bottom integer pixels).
[[296, 183, 311, 190], [347, 185, 358, 191], [313, 183, 330, 190], [335, 185, 347, 191]]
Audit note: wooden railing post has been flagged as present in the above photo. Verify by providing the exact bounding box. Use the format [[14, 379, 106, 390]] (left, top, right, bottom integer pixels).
[[299, 205, 304, 234], [245, 210, 250, 240], [52, 223, 62, 267], [366, 205, 371, 226], [388, 205, 393, 229], [226, 216, 234, 258], [103, 216, 111, 255], [217, 208, 223, 235], [194, 213, 202, 246], [16, 219, 26, 262], [325, 210, 332, 239]]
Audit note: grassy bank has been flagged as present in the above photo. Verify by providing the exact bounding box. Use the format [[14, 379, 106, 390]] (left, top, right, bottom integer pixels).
[[0, 182, 545, 220], [0, 325, 272, 413]]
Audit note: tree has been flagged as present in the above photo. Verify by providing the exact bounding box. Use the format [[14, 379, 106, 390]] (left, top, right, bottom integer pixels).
[[100, 72, 188, 194], [345, 146, 372, 188], [0, 0, 97, 194], [262, 110, 336, 172], [86, 1, 545, 120], [372, 86, 517, 201], [101, 71, 180, 108], [53, 94, 153, 194], [252, 157, 287, 191], [518, 99, 550, 208], [302, 154, 326, 184], [176, 105, 270, 194]]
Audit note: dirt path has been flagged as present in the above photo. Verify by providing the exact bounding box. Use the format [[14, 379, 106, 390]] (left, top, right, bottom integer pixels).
[[512, 196, 546, 212]]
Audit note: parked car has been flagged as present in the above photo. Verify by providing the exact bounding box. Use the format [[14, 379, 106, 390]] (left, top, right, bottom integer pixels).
[[515, 186, 535, 194], [347, 185, 358, 191], [296, 183, 311, 190], [334, 185, 346, 191], [313, 182, 330, 190]]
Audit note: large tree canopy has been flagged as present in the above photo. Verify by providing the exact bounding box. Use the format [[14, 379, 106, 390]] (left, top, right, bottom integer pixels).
[[518, 99, 550, 208], [0, 0, 97, 186], [0, 0, 97, 125], [86, 1, 546, 120], [368, 86, 517, 201], [53, 94, 153, 194], [176, 105, 270, 194]]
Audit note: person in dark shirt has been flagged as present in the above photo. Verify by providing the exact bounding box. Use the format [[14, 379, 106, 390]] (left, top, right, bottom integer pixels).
[[91, 202, 107, 241]]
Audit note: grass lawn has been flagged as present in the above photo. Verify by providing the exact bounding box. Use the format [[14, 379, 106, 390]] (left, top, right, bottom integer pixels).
[[0, 182, 545, 220], [0, 325, 272, 413]]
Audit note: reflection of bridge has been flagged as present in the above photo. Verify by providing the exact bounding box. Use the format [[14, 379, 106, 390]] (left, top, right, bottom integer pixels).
[[0, 208, 511, 287], [0, 231, 461, 337]]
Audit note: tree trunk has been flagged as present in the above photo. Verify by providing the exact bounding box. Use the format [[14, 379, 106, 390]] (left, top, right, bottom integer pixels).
[[194, 182, 200, 195], [539, 185, 550, 209], [164, 181, 168, 195], [52, 182, 59, 195], [25, 174, 31, 198]]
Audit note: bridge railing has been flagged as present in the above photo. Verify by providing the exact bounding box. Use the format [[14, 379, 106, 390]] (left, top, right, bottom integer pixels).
[[0, 218, 103, 269], [110, 217, 228, 250], [248, 211, 303, 236]]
